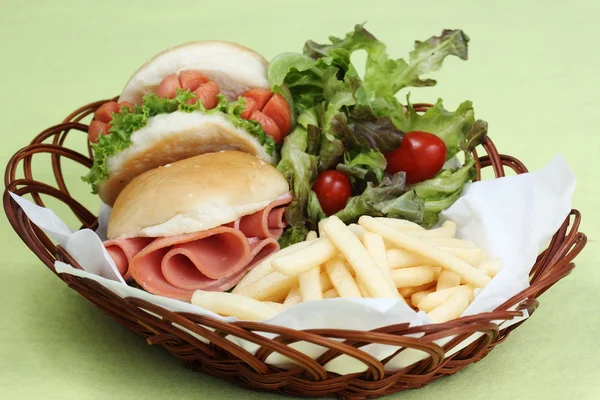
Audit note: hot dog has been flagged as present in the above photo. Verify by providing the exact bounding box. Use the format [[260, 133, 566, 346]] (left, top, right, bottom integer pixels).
[[84, 41, 293, 206]]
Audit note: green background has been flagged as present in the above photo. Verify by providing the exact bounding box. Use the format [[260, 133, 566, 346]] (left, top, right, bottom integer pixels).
[[1, 0, 598, 398]]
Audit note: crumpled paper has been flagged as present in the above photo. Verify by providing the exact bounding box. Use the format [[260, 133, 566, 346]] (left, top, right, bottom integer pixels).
[[10, 154, 575, 373]]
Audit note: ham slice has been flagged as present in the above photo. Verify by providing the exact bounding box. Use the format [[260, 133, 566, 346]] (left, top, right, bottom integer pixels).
[[103, 193, 292, 301], [104, 237, 153, 280], [238, 192, 292, 239], [128, 229, 280, 301]]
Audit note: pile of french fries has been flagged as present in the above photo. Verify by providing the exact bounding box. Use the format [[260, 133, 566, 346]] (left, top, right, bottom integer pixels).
[[191, 216, 501, 323]]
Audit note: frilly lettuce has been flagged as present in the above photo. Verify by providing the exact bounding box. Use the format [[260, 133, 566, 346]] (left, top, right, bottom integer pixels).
[[82, 90, 275, 193], [272, 24, 488, 245]]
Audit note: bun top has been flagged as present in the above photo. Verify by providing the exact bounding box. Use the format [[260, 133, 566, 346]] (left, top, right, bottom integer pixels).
[[119, 41, 270, 104], [107, 151, 289, 239]]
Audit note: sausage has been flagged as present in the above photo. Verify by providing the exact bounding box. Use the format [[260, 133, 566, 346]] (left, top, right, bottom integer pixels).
[[188, 81, 220, 109], [242, 88, 273, 111], [240, 97, 258, 119], [94, 101, 120, 123], [156, 73, 182, 99], [249, 110, 281, 143], [118, 101, 135, 111], [89, 120, 111, 143], [262, 93, 291, 137], [179, 70, 209, 91]]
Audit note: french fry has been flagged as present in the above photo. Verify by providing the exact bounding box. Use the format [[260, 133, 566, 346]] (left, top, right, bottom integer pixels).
[[319, 271, 333, 292], [417, 285, 475, 312], [322, 216, 399, 298], [437, 246, 486, 267], [323, 288, 339, 298], [325, 258, 362, 298], [374, 217, 425, 231], [306, 230, 318, 241], [272, 237, 338, 276], [362, 232, 397, 294], [359, 217, 491, 288], [386, 249, 430, 269], [233, 271, 296, 302], [299, 267, 323, 301], [405, 221, 457, 238], [478, 257, 502, 277], [398, 282, 435, 298], [318, 219, 328, 238], [427, 290, 470, 323], [411, 289, 435, 307], [262, 301, 286, 312], [436, 270, 461, 291], [390, 266, 436, 288], [422, 237, 477, 248], [283, 284, 302, 306], [347, 223, 367, 239], [357, 279, 370, 297], [235, 240, 312, 291], [191, 291, 277, 321]]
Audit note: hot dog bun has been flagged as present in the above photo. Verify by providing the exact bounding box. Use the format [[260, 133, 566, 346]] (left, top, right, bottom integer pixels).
[[119, 41, 269, 104], [107, 151, 289, 239]]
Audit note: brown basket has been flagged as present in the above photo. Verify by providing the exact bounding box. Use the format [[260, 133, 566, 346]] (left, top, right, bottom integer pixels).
[[3, 100, 587, 399]]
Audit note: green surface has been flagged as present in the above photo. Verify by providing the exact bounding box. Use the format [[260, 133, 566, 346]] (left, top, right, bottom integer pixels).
[[1, 0, 598, 398]]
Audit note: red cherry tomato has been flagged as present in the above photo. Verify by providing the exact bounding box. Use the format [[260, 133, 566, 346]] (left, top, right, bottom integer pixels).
[[312, 171, 352, 215], [385, 131, 447, 184]]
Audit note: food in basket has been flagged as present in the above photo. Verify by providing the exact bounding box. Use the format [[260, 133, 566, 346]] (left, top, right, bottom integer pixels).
[[83, 24, 497, 320], [83, 41, 292, 205]]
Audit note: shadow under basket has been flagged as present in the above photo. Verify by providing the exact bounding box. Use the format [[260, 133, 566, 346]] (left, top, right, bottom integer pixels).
[[3, 100, 587, 399]]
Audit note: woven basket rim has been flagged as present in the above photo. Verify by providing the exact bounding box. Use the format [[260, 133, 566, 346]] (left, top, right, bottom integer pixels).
[[2, 99, 588, 398]]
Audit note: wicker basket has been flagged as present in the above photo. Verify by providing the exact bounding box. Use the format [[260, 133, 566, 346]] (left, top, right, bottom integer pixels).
[[3, 100, 587, 399]]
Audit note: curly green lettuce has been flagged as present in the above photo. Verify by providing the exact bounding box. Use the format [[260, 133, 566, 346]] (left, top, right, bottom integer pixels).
[[271, 24, 488, 245], [82, 90, 276, 193]]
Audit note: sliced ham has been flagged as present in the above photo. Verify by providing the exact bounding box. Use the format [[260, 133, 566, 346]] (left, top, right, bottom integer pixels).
[[103, 193, 292, 301], [104, 237, 153, 280], [183, 237, 279, 293], [238, 192, 292, 239], [129, 228, 279, 301]]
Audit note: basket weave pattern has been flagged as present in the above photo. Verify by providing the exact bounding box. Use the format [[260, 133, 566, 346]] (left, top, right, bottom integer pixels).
[[3, 101, 587, 399]]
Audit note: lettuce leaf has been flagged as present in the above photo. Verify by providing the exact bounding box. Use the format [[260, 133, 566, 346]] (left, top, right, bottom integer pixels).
[[411, 156, 476, 227], [278, 226, 309, 249], [334, 172, 424, 224], [391, 97, 476, 160], [276, 126, 318, 229], [82, 90, 276, 193], [336, 149, 386, 185], [304, 24, 469, 106], [307, 191, 326, 226], [331, 106, 404, 153]]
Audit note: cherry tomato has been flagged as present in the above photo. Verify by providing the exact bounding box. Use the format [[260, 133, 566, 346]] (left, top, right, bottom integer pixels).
[[312, 171, 352, 215], [385, 131, 447, 184]]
